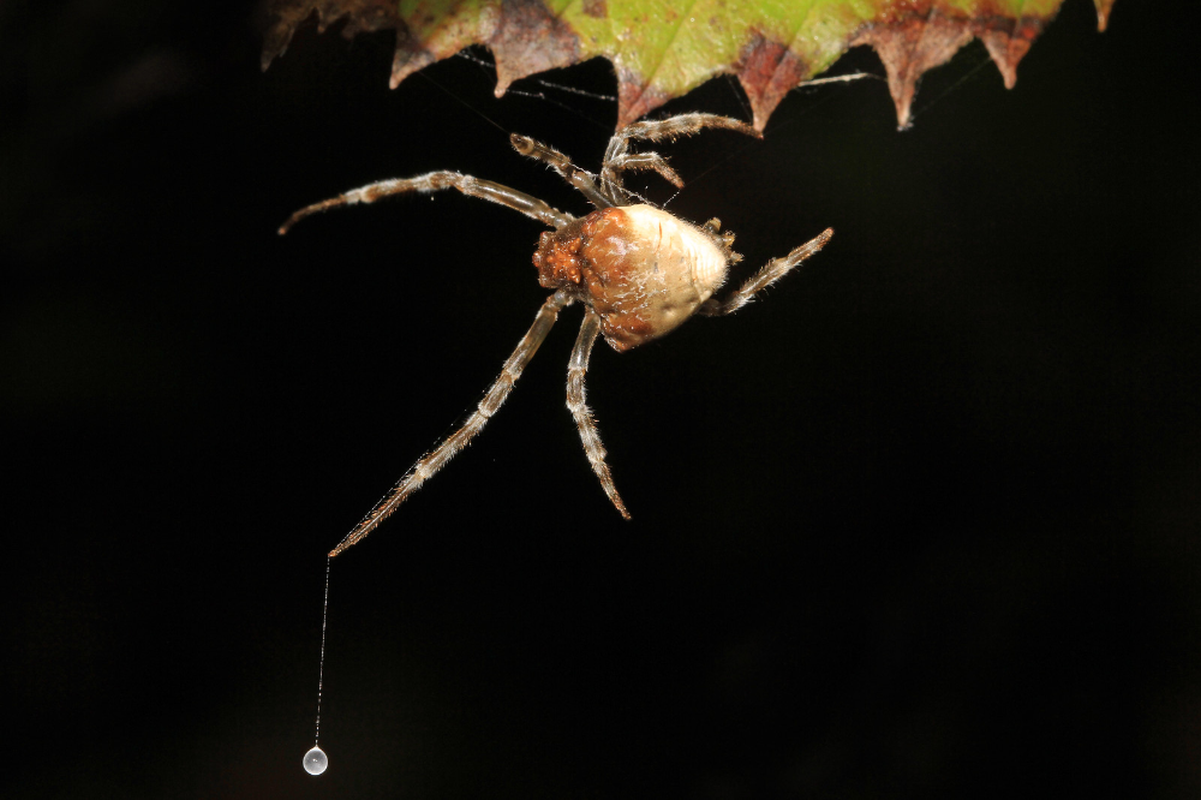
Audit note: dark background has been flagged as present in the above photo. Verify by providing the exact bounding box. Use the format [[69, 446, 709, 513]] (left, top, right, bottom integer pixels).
[[4, 1, 1200, 797]]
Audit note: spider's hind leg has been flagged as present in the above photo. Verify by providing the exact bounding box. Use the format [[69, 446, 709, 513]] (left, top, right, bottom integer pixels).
[[700, 227, 834, 317], [327, 290, 574, 557], [567, 308, 631, 519]]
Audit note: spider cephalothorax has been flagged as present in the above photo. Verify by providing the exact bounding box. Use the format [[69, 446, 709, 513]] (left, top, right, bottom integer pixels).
[[280, 113, 833, 557]]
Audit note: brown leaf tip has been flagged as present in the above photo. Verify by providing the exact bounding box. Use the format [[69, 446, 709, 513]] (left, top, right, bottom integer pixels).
[[490, 0, 580, 97], [852, 1, 1057, 129], [615, 67, 674, 131], [736, 32, 812, 132], [976, 14, 1046, 90]]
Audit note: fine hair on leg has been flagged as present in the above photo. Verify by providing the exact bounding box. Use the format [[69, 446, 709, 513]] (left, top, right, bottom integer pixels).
[[601, 113, 761, 198], [700, 228, 835, 317], [566, 308, 630, 519], [279, 171, 575, 235], [329, 290, 575, 557], [509, 133, 616, 209]]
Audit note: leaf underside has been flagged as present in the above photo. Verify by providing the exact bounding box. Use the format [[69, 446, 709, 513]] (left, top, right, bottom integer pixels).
[[263, 0, 1116, 131]]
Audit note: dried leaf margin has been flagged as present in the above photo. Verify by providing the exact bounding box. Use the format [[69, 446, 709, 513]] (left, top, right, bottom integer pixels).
[[263, 0, 1116, 130]]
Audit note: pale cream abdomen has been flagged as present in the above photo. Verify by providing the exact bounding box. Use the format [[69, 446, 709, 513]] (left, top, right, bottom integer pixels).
[[619, 203, 730, 303], [532, 203, 733, 352]]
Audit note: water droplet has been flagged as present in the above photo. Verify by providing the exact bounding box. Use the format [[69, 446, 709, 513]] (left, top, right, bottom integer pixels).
[[303, 745, 328, 775]]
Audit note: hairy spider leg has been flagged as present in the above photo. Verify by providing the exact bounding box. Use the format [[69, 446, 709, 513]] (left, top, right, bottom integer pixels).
[[509, 134, 616, 209], [328, 289, 575, 558], [600, 113, 761, 200], [278, 171, 575, 235], [567, 308, 630, 519], [509, 115, 761, 211], [699, 227, 835, 317], [510, 131, 683, 207], [604, 152, 684, 188], [509, 132, 682, 208]]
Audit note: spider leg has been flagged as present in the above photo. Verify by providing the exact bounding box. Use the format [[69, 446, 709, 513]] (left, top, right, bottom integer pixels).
[[279, 171, 574, 235], [510, 136, 679, 205], [566, 308, 631, 519], [605, 152, 684, 188], [601, 113, 760, 197], [509, 133, 617, 209], [700, 228, 834, 317], [616, 113, 761, 146], [328, 289, 574, 557]]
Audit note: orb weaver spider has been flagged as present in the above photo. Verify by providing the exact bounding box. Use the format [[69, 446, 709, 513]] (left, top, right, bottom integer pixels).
[[280, 113, 833, 557]]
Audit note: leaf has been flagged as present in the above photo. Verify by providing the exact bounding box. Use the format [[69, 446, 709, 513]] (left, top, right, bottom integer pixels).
[[262, 0, 1116, 130]]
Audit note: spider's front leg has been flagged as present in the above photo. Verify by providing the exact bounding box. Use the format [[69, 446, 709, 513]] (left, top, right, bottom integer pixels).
[[509, 134, 615, 209], [601, 113, 761, 198], [278, 170, 574, 234], [700, 227, 835, 317], [567, 308, 630, 519]]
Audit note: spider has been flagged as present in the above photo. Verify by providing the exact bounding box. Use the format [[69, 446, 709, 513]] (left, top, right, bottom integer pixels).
[[280, 113, 833, 557]]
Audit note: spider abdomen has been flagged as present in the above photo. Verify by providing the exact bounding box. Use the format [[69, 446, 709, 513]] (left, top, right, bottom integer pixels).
[[533, 204, 732, 352]]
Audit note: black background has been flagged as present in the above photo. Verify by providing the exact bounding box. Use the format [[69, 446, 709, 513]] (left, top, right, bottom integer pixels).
[[5, 1, 1200, 797]]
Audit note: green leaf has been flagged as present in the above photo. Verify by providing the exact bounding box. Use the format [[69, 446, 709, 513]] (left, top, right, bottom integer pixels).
[[263, 0, 1116, 130]]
